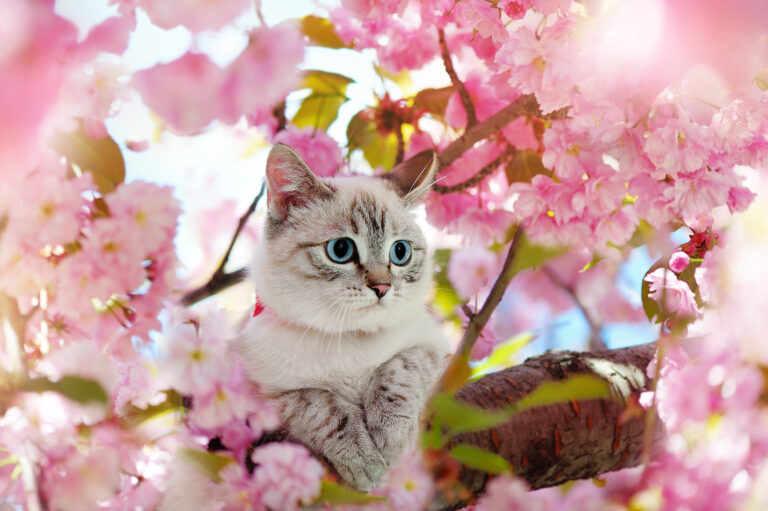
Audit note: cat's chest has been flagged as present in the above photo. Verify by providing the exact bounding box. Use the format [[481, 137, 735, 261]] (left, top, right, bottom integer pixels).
[[236, 313, 440, 402]]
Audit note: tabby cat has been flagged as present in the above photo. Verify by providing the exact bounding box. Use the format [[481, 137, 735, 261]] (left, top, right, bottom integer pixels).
[[235, 144, 450, 490]]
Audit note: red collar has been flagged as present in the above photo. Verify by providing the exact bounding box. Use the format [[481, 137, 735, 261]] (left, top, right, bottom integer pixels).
[[252, 297, 271, 317]]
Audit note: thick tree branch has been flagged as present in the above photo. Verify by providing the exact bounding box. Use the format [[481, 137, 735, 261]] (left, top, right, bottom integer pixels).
[[435, 342, 659, 509], [180, 181, 266, 306], [438, 28, 477, 129]]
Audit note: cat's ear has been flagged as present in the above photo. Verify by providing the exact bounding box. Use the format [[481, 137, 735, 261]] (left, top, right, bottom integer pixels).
[[265, 144, 334, 221], [382, 150, 439, 206]]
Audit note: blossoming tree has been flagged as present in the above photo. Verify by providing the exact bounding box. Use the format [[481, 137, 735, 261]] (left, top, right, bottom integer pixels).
[[1, 0, 768, 510]]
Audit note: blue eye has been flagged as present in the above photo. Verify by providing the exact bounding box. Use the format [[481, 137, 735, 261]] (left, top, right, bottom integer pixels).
[[326, 238, 355, 263], [390, 240, 411, 265]]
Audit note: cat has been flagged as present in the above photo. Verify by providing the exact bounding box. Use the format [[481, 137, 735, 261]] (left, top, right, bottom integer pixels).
[[234, 144, 451, 491]]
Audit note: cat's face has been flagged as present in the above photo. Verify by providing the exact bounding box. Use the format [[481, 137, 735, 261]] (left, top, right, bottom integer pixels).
[[251, 145, 438, 334]]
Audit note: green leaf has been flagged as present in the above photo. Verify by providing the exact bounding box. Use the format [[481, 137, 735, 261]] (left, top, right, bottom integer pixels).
[[315, 480, 386, 505], [512, 375, 611, 413], [413, 86, 454, 118], [300, 15, 348, 49], [301, 70, 353, 95], [292, 70, 354, 131], [432, 249, 462, 318], [430, 393, 513, 435], [346, 112, 398, 170], [119, 390, 184, 425], [50, 123, 126, 194], [450, 444, 510, 474], [470, 332, 535, 378], [509, 232, 565, 276], [375, 65, 413, 96], [504, 150, 550, 185], [19, 375, 108, 405], [178, 448, 234, 483]]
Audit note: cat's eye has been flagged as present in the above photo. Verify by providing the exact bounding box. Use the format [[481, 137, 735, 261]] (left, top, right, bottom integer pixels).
[[326, 237, 356, 264], [389, 240, 411, 266]]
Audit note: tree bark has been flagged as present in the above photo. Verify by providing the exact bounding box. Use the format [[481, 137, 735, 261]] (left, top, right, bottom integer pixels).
[[437, 342, 659, 508]]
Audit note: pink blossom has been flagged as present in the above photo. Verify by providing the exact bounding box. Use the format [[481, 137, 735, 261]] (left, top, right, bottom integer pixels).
[[251, 443, 324, 511], [273, 126, 342, 178], [454, 0, 507, 44], [224, 22, 304, 118], [133, 52, 229, 134], [340, 0, 407, 20], [643, 118, 713, 177], [499, 0, 534, 19], [727, 185, 756, 213], [669, 252, 690, 273], [448, 246, 502, 299], [373, 451, 435, 511], [644, 268, 699, 319], [158, 310, 234, 395], [106, 181, 181, 255], [138, 0, 251, 32], [41, 448, 121, 511], [476, 475, 555, 511]]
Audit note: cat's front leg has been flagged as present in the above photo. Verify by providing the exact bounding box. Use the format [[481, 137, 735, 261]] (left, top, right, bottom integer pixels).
[[272, 388, 386, 491], [363, 345, 441, 464]]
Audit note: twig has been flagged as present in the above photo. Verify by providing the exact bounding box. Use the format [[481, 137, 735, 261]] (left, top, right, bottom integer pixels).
[[438, 28, 477, 129], [432, 152, 509, 194], [436, 227, 524, 392], [179, 181, 266, 306], [436, 94, 568, 168], [542, 266, 606, 351]]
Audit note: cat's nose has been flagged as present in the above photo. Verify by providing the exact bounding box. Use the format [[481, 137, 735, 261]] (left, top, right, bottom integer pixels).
[[369, 283, 391, 298]]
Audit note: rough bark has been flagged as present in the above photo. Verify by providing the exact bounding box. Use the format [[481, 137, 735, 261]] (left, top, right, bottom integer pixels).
[[438, 342, 659, 508], [238, 343, 660, 506]]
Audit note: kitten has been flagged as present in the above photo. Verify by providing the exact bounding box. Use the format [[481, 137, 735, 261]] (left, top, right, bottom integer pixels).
[[234, 144, 451, 491]]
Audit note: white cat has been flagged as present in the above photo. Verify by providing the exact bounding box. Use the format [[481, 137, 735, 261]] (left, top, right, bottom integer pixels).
[[234, 144, 451, 490]]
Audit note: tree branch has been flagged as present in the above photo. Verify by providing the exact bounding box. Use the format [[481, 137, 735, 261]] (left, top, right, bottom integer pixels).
[[434, 342, 660, 509], [433, 149, 514, 195], [436, 95, 568, 169], [437, 228, 524, 393], [179, 181, 266, 306], [438, 28, 477, 129]]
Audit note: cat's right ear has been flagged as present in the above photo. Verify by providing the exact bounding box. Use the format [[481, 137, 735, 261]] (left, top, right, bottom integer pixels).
[[382, 150, 439, 207], [265, 144, 334, 222]]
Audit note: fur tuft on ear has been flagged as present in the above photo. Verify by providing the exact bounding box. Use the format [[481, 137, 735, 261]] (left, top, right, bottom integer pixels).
[[265, 144, 334, 222], [381, 150, 439, 206]]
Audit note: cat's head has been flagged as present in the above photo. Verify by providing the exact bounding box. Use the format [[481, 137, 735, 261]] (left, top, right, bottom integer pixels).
[[251, 144, 439, 334]]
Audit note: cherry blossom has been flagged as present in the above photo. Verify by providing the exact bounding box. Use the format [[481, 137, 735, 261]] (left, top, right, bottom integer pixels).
[[251, 443, 324, 511]]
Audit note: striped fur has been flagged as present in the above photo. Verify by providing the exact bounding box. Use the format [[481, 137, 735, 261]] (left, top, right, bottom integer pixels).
[[234, 146, 451, 490]]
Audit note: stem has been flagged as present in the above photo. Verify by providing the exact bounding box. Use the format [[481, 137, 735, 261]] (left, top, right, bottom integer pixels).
[[436, 228, 524, 392], [433, 153, 508, 195], [436, 94, 568, 168], [438, 28, 477, 129], [179, 181, 266, 306]]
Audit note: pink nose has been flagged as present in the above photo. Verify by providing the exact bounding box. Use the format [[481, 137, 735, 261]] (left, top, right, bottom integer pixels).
[[369, 283, 391, 298]]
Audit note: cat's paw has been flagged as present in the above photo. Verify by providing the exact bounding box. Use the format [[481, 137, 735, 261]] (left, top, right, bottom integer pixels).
[[367, 407, 419, 464], [330, 433, 387, 491]]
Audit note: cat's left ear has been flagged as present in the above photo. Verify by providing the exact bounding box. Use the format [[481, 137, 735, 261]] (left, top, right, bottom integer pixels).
[[265, 144, 334, 222], [382, 150, 439, 206]]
